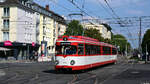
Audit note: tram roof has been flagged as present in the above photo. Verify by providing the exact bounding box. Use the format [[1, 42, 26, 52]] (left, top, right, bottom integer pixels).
[[57, 36, 116, 48]]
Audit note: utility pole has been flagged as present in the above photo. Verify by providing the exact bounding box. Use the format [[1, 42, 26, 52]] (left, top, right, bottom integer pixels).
[[126, 44, 128, 56], [139, 17, 142, 54]]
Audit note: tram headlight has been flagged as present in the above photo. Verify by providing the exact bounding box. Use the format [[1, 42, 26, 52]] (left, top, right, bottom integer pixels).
[[70, 60, 75, 65], [55, 60, 59, 65]]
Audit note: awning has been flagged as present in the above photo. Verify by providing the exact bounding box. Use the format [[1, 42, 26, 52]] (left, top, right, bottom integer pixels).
[[0, 47, 11, 51]]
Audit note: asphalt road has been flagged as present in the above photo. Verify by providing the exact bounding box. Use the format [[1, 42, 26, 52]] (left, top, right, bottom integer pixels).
[[103, 63, 150, 84], [0, 55, 142, 84]]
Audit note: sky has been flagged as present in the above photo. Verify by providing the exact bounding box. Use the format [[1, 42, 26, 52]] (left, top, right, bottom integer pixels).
[[34, 0, 150, 48]]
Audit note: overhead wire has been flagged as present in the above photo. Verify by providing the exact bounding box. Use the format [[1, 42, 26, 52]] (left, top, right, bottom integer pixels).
[[67, 0, 124, 44], [47, 0, 74, 12], [97, 0, 116, 19], [103, 0, 137, 47], [41, 0, 142, 48], [67, 0, 97, 20], [96, 0, 122, 35], [72, 0, 102, 19]]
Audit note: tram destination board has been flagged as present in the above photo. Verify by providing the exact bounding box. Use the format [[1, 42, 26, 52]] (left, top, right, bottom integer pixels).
[[60, 42, 71, 45]]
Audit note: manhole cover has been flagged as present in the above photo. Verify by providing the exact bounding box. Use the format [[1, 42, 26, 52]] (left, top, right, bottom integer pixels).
[[131, 71, 140, 74]]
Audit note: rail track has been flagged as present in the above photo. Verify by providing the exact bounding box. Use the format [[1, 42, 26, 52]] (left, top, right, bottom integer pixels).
[[68, 71, 98, 84]]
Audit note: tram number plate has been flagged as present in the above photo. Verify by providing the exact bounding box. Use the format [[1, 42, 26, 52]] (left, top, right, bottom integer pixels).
[[63, 61, 67, 64], [60, 42, 71, 45]]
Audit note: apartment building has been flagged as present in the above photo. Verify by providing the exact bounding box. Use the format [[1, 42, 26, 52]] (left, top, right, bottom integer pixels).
[[0, 0, 66, 61], [82, 23, 112, 39]]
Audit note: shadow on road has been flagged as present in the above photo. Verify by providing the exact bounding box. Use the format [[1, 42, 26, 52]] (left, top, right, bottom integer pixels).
[[43, 63, 114, 74]]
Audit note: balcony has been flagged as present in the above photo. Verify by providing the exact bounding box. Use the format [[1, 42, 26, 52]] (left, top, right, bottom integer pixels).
[[1, 27, 9, 31], [2, 15, 10, 19], [1, 28, 9, 31]]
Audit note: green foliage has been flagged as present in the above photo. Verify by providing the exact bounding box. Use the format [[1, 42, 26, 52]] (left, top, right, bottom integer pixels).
[[84, 28, 104, 41], [112, 34, 131, 53], [142, 29, 150, 54], [64, 20, 104, 42], [64, 20, 84, 36], [64, 20, 131, 54]]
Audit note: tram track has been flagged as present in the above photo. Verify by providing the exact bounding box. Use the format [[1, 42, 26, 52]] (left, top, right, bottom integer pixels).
[[99, 63, 132, 84], [0, 66, 9, 69], [2, 73, 18, 83], [68, 74, 78, 84], [68, 71, 98, 84]]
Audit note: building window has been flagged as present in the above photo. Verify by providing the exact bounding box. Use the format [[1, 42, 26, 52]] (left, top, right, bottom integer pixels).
[[3, 32, 9, 41], [43, 16, 46, 24], [3, 19, 9, 29], [43, 26, 46, 35], [4, 7, 9, 17], [43, 36, 46, 41]]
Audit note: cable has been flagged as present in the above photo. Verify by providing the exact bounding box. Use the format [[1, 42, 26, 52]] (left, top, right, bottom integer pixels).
[[103, 0, 137, 47], [104, 0, 120, 19], [97, 0, 116, 19], [67, 0, 137, 47], [48, 0, 74, 12]]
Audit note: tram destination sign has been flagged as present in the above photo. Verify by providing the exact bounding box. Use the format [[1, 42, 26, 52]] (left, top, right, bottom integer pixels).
[[60, 42, 71, 45]]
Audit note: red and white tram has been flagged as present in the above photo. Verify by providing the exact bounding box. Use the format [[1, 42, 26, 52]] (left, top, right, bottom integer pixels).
[[55, 36, 117, 70]]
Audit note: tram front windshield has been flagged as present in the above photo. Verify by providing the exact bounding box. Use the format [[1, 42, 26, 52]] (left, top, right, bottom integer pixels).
[[56, 45, 77, 55]]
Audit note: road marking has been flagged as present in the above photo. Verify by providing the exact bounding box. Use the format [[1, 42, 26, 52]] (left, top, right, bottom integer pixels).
[[73, 75, 96, 84], [0, 69, 5, 77]]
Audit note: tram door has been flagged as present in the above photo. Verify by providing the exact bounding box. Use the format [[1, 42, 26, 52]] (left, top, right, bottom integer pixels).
[[78, 44, 85, 67]]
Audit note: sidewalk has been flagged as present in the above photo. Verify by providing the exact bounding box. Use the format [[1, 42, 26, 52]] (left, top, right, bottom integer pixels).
[[103, 63, 150, 84], [0, 59, 35, 63]]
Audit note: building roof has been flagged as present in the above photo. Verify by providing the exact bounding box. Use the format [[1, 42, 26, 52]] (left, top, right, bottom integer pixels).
[[0, 0, 19, 5], [0, 0, 66, 25]]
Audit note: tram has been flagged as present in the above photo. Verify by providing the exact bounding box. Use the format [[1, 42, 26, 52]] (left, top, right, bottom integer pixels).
[[55, 36, 117, 70]]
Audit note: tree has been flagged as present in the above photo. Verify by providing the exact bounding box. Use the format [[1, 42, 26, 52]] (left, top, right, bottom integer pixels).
[[112, 34, 131, 54], [64, 20, 84, 36], [142, 29, 150, 55], [64, 20, 132, 54], [84, 28, 104, 41]]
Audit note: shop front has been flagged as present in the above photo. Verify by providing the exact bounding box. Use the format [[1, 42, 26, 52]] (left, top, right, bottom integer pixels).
[[0, 41, 40, 60]]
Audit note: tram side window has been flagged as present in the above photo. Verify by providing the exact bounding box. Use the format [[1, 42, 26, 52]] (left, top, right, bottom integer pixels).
[[103, 46, 111, 54], [94, 45, 100, 54], [85, 44, 101, 55], [85, 44, 90, 55], [97, 46, 101, 54], [78, 44, 84, 55], [56, 45, 77, 55], [112, 48, 117, 54]]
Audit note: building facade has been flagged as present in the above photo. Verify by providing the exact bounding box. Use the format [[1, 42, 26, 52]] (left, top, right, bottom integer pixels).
[[0, 0, 66, 61], [82, 23, 112, 39]]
